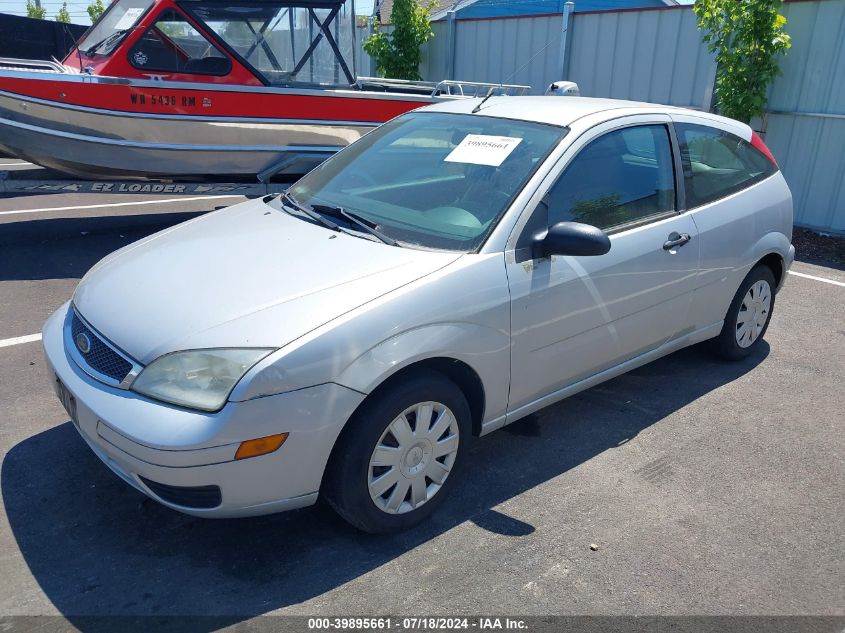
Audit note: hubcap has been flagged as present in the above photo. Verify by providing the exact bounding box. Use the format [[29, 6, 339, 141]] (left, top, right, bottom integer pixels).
[[368, 401, 460, 515], [735, 279, 772, 348]]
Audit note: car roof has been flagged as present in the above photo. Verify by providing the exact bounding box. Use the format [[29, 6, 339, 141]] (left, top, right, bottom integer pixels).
[[422, 95, 732, 130]]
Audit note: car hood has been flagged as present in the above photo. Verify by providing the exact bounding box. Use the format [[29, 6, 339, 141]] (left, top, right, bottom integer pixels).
[[73, 198, 460, 364]]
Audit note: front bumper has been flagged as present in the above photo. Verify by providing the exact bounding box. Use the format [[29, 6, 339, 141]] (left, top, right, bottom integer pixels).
[[42, 302, 366, 518]]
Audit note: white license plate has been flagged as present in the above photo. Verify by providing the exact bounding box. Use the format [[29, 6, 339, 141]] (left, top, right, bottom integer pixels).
[[56, 377, 79, 428]]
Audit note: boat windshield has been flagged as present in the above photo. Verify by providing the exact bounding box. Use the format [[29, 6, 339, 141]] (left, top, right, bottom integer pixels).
[[185, 1, 356, 86], [78, 0, 156, 56]]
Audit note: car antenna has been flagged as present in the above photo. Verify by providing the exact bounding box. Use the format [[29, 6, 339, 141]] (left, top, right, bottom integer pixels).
[[472, 88, 495, 114]]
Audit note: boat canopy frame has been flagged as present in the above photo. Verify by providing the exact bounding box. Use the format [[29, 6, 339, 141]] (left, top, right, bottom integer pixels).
[[178, 0, 357, 87]]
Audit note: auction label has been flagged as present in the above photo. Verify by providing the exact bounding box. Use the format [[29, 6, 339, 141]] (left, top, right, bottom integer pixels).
[[307, 617, 528, 631], [444, 135, 522, 167]]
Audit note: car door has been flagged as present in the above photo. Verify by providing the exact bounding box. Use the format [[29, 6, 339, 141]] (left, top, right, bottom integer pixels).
[[670, 116, 786, 331], [505, 116, 700, 417]]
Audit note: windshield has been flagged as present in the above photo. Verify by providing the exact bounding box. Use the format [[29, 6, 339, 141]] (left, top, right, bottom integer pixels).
[[188, 2, 356, 85], [78, 0, 155, 55], [288, 112, 568, 251]]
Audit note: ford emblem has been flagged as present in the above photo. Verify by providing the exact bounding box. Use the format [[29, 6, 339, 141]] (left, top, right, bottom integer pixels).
[[76, 332, 92, 354]]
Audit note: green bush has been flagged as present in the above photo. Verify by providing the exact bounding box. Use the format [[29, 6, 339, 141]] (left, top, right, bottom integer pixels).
[[55, 0, 71, 23], [25, 0, 46, 19], [695, 0, 791, 124], [87, 0, 105, 23], [364, 0, 435, 81]]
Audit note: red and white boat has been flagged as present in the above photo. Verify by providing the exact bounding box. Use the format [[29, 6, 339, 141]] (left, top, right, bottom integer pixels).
[[0, 0, 527, 180]]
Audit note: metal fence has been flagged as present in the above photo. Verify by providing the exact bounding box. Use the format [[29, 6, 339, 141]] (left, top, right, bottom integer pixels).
[[763, 0, 845, 234], [566, 6, 715, 109], [355, 0, 845, 233], [356, 14, 566, 92]]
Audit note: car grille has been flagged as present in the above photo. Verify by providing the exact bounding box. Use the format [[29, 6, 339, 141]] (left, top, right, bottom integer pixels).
[[69, 310, 133, 384], [138, 477, 222, 509]]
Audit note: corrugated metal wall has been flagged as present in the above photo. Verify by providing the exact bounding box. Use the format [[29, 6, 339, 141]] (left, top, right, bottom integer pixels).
[[355, 1, 844, 232], [449, 15, 563, 94], [354, 22, 376, 76], [356, 16, 563, 92], [567, 7, 715, 108], [763, 0, 845, 233], [420, 22, 449, 82]]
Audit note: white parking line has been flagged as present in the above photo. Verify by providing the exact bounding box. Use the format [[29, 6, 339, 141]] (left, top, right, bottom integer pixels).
[[0, 162, 33, 167], [789, 271, 845, 288], [0, 333, 42, 348], [0, 195, 243, 217]]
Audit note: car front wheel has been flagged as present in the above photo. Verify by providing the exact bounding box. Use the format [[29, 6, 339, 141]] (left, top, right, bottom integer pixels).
[[323, 372, 471, 533]]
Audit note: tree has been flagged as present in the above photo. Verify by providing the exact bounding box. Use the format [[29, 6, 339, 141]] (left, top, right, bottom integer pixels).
[[55, 0, 71, 22], [363, 0, 434, 81], [694, 0, 791, 124], [87, 0, 106, 23], [25, 0, 46, 19]]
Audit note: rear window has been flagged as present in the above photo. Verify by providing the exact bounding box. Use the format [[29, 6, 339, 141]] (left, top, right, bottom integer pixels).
[[676, 123, 777, 209]]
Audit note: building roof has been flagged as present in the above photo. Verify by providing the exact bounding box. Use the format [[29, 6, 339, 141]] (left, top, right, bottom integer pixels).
[[428, 0, 676, 21], [375, 0, 680, 24], [375, 0, 460, 23]]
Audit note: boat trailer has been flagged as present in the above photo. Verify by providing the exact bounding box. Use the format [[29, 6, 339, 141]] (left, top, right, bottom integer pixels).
[[0, 166, 296, 197]]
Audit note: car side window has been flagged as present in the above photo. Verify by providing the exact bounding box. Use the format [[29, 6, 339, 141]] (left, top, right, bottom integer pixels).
[[128, 9, 231, 76], [676, 123, 777, 208], [544, 124, 676, 231]]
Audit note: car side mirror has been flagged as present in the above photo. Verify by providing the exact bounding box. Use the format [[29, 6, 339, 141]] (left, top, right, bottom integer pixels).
[[532, 221, 611, 258]]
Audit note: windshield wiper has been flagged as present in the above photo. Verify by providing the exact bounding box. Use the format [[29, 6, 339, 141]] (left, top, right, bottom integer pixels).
[[311, 204, 397, 246], [280, 192, 341, 232], [84, 28, 131, 55]]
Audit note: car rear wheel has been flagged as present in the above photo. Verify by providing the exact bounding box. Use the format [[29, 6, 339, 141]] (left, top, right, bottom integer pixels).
[[711, 264, 776, 361], [322, 372, 471, 533]]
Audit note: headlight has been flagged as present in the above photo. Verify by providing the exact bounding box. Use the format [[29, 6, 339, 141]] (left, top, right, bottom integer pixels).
[[131, 348, 274, 412]]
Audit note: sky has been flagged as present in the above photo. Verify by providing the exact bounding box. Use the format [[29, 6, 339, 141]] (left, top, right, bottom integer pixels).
[[0, 0, 695, 25], [0, 0, 376, 23], [0, 0, 99, 23]]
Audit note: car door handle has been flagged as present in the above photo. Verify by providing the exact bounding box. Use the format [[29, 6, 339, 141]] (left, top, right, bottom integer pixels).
[[663, 232, 691, 250]]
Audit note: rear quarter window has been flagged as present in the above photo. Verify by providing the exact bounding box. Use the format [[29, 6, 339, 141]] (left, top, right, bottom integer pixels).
[[676, 123, 778, 209]]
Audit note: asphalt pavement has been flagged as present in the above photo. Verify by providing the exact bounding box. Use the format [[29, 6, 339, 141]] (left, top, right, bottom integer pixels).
[[0, 159, 843, 627]]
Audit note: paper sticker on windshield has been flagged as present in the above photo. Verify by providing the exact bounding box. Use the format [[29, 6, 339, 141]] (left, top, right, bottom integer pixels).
[[444, 135, 522, 167], [114, 7, 145, 29]]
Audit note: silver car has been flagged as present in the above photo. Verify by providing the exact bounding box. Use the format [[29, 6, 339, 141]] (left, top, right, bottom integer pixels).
[[42, 97, 794, 532]]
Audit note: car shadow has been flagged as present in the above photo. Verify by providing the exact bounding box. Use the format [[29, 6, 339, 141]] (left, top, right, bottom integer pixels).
[[2, 342, 768, 626], [0, 212, 207, 282]]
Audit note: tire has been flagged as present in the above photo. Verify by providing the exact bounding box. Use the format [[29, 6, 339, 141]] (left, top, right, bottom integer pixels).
[[711, 264, 777, 361], [322, 372, 472, 533]]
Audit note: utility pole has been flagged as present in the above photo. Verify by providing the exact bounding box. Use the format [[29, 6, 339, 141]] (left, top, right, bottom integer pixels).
[[558, 1, 574, 80]]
